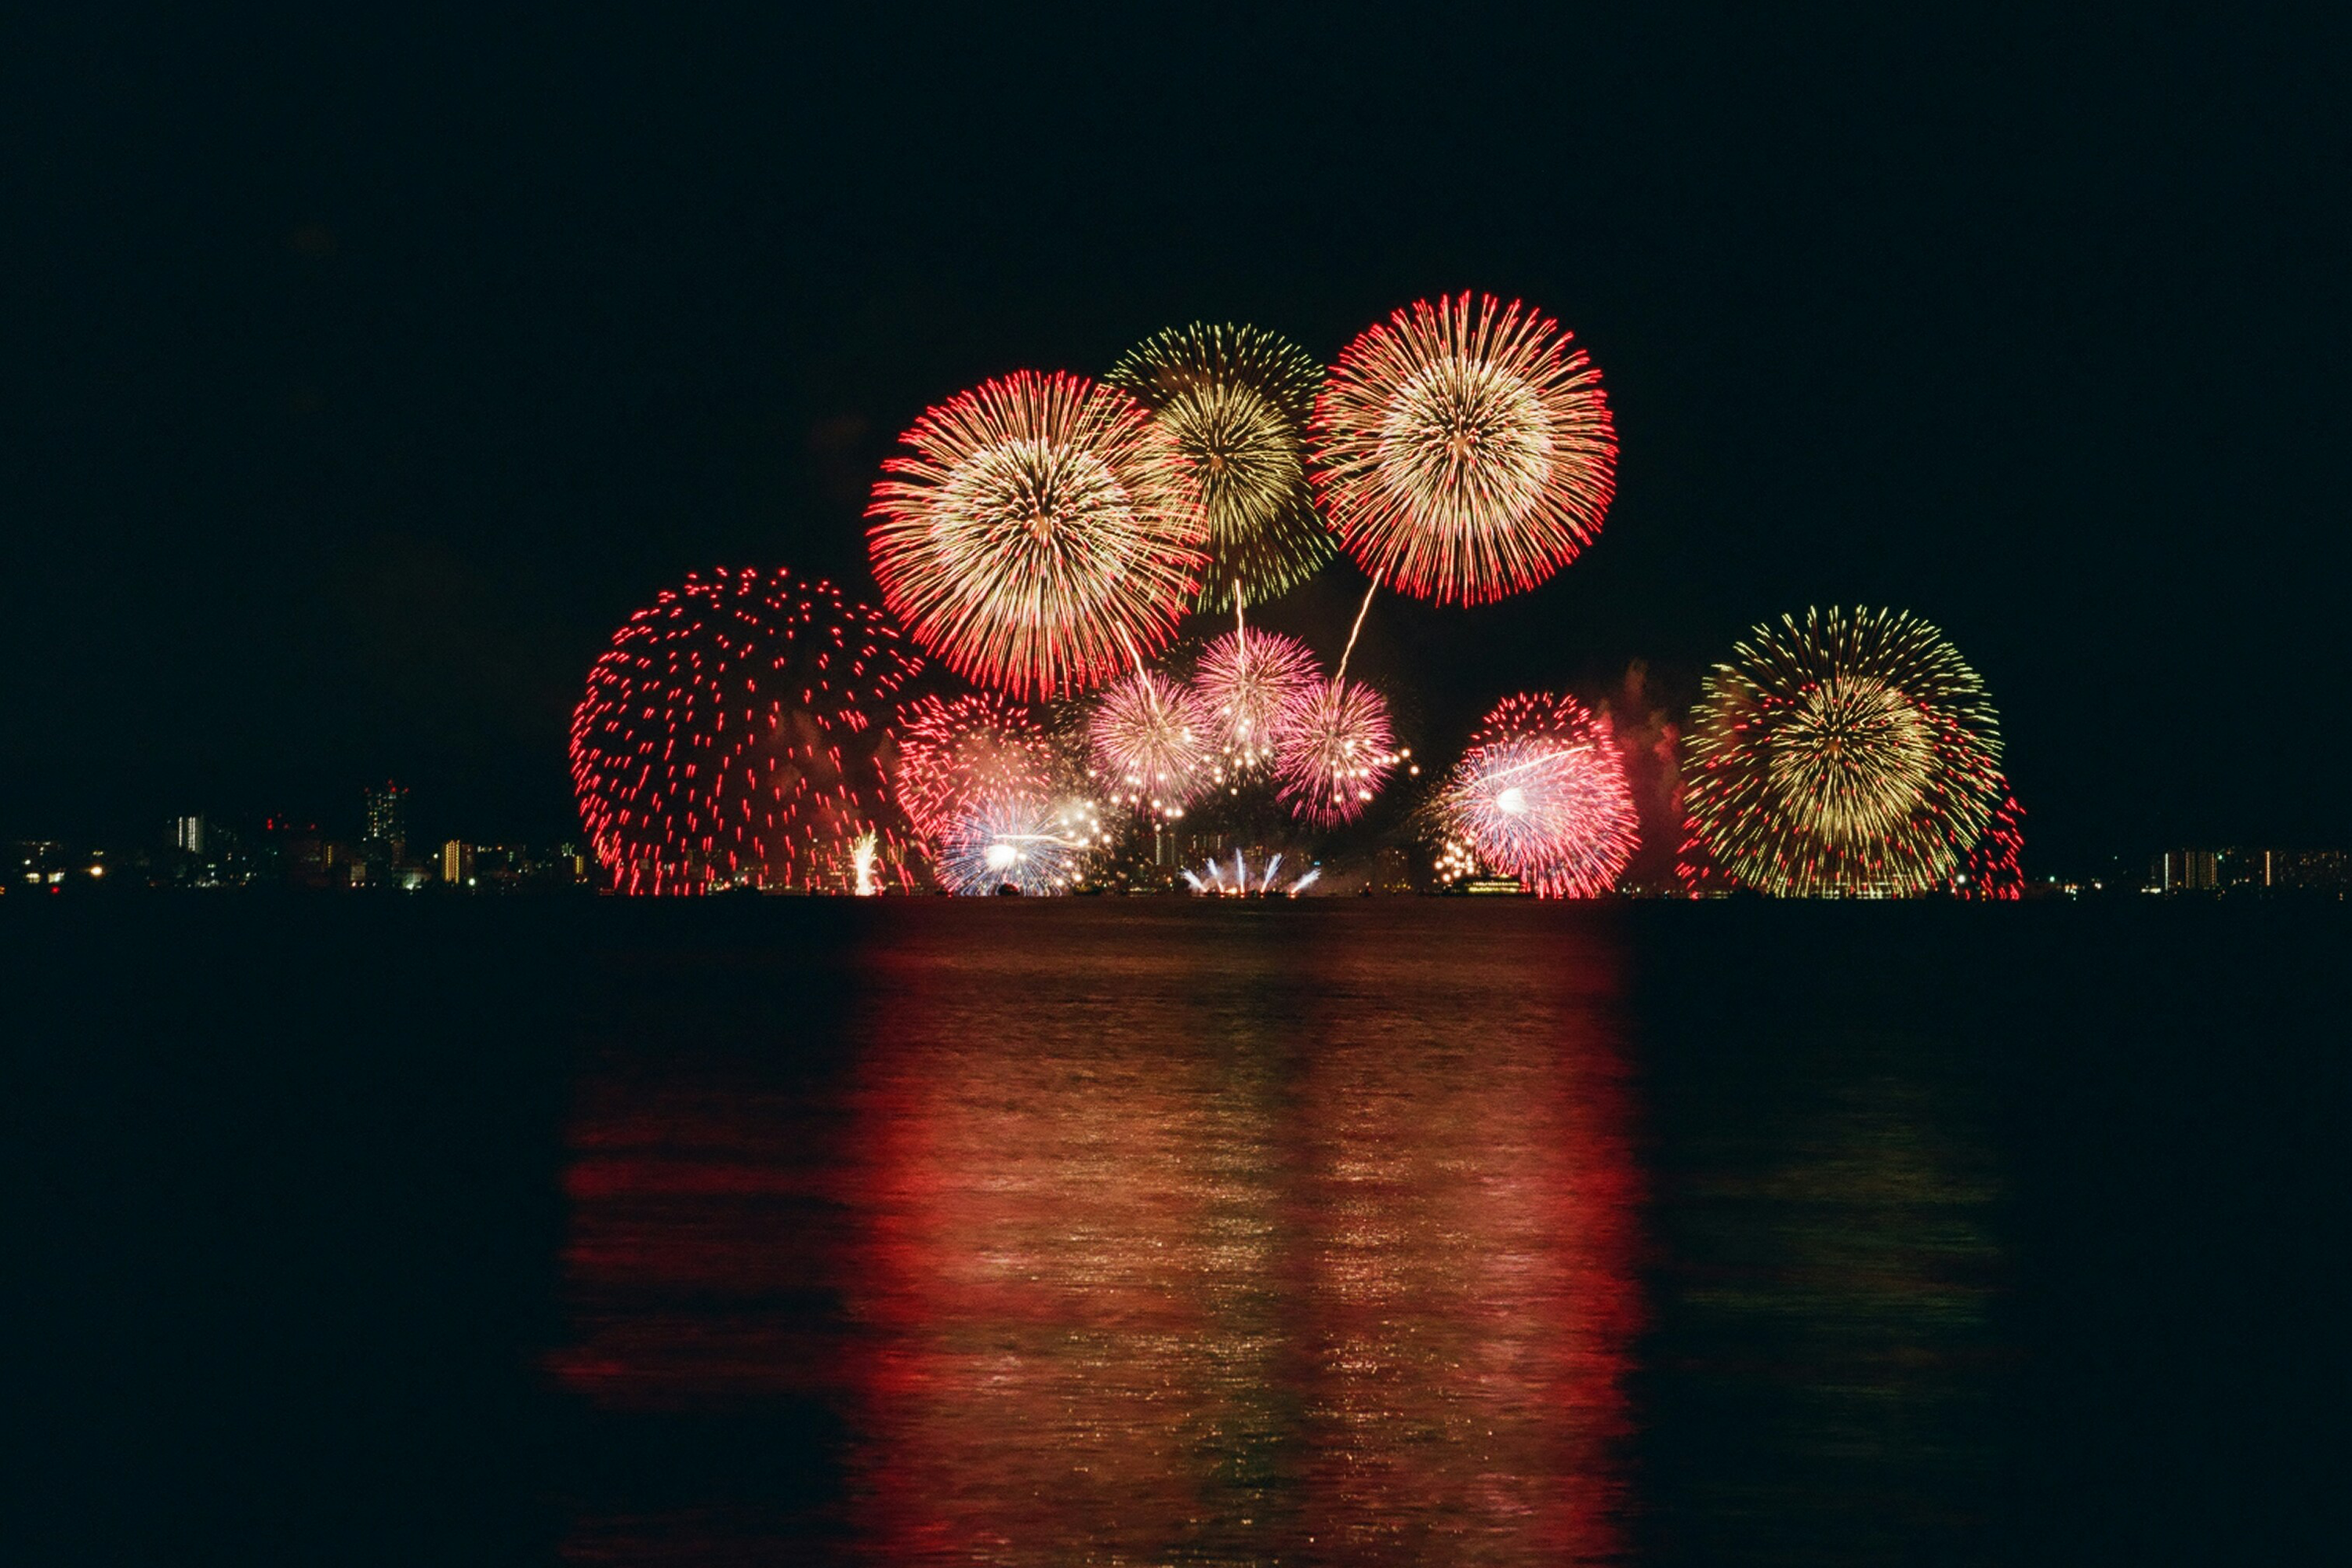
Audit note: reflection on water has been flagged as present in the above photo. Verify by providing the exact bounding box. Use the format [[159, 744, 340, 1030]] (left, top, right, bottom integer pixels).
[[844, 913, 1639, 1565], [555, 906, 1642, 1563], [21, 902, 2337, 1564], [550, 905, 2009, 1565]]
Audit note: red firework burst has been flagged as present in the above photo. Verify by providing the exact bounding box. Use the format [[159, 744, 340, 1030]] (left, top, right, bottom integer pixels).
[[1950, 788, 2025, 899], [568, 566, 923, 895], [891, 691, 1062, 842], [1436, 694, 1638, 898], [1310, 292, 1616, 605], [867, 369, 1207, 699], [1275, 676, 1399, 828], [1674, 825, 1738, 898]]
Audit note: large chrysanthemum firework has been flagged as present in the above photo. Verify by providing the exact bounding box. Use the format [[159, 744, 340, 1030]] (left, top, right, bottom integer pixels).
[[1276, 676, 1401, 828], [1436, 694, 1639, 898], [867, 370, 1207, 699], [1311, 292, 1616, 605], [1088, 668, 1213, 818], [568, 566, 924, 895], [934, 794, 1107, 895], [1684, 608, 2003, 897], [891, 691, 1062, 841], [1106, 323, 1330, 610], [1191, 626, 1323, 775]]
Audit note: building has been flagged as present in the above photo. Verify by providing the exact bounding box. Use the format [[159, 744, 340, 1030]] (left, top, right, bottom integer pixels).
[[442, 839, 472, 886], [2274, 849, 2350, 894], [2147, 848, 2346, 895], [2216, 847, 2275, 891], [2155, 850, 2217, 892], [172, 814, 205, 855], [364, 781, 409, 860]]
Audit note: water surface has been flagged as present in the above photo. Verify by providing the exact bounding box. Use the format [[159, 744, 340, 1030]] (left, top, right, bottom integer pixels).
[[9, 899, 2344, 1565]]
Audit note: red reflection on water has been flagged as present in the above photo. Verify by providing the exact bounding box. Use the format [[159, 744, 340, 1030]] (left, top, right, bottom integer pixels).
[[553, 909, 1642, 1564]]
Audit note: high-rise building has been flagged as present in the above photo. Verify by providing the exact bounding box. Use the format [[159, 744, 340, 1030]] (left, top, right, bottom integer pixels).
[[442, 839, 471, 886], [364, 781, 409, 859], [2156, 850, 2218, 892], [172, 814, 205, 855]]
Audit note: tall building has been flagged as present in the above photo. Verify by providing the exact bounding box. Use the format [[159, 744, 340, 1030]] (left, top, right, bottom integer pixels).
[[364, 781, 409, 859], [2156, 850, 2218, 892], [442, 839, 471, 886], [172, 814, 205, 855]]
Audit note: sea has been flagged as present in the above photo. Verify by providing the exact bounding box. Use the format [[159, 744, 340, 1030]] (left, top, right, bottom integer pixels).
[[8, 897, 2346, 1566]]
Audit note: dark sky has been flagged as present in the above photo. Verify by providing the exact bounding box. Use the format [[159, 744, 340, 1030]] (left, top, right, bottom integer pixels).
[[6, 8, 2343, 869]]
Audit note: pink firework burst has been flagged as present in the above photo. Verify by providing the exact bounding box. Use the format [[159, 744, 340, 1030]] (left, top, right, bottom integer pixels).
[[1436, 693, 1638, 898], [867, 369, 1207, 699], [1310, 292, 1616, 606], [1088, 668, 1214, 818], [1192, 626, 1323, 772], [891, 691, 1063, 841], [1275, 676, 1399, 828]]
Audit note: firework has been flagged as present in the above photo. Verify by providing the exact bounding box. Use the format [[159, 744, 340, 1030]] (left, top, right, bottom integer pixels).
[[1435, 693, 1638, 898], [891, 691, 1062, 841], [1276, 676, 1402, 828], [1432, 837, 1483, 887], [867, 369, 1207, 699], [850, 833, 883, 897], [568, 566, 922, 895], [1106, 323, 1330, 610], [1673, 826, 1737, 898], [1180, 849, 1322, 897], [934, 793, 1107, 895], [1191, 626, 1323, 775], [1309, 292, 1616, 606], [1951, 787, 2025, 899], [1088, 668, 1213, 817], [1683, 607, 2004, 897]]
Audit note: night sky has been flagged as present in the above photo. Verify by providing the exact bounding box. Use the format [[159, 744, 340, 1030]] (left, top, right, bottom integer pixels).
[[8, 9, 2343, 870]]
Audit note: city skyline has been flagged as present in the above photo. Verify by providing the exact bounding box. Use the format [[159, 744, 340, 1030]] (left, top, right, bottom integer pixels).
[[11, 768, 2343, 900]]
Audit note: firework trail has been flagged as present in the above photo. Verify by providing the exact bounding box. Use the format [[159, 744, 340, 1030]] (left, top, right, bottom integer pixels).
[[867, 370, 1207, 698], [1310, 292, 1616, 607], [892, 691, 1062, 842], [1435, 694, 1638, 898], [1683, 607, 2004, 897], [1276, 676, 1402, 828], [568, 566, 922, 895], [1107, 322, 1330, 611], [1089, 667, 1214, 819], [1192, 626, 1323, 775]]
